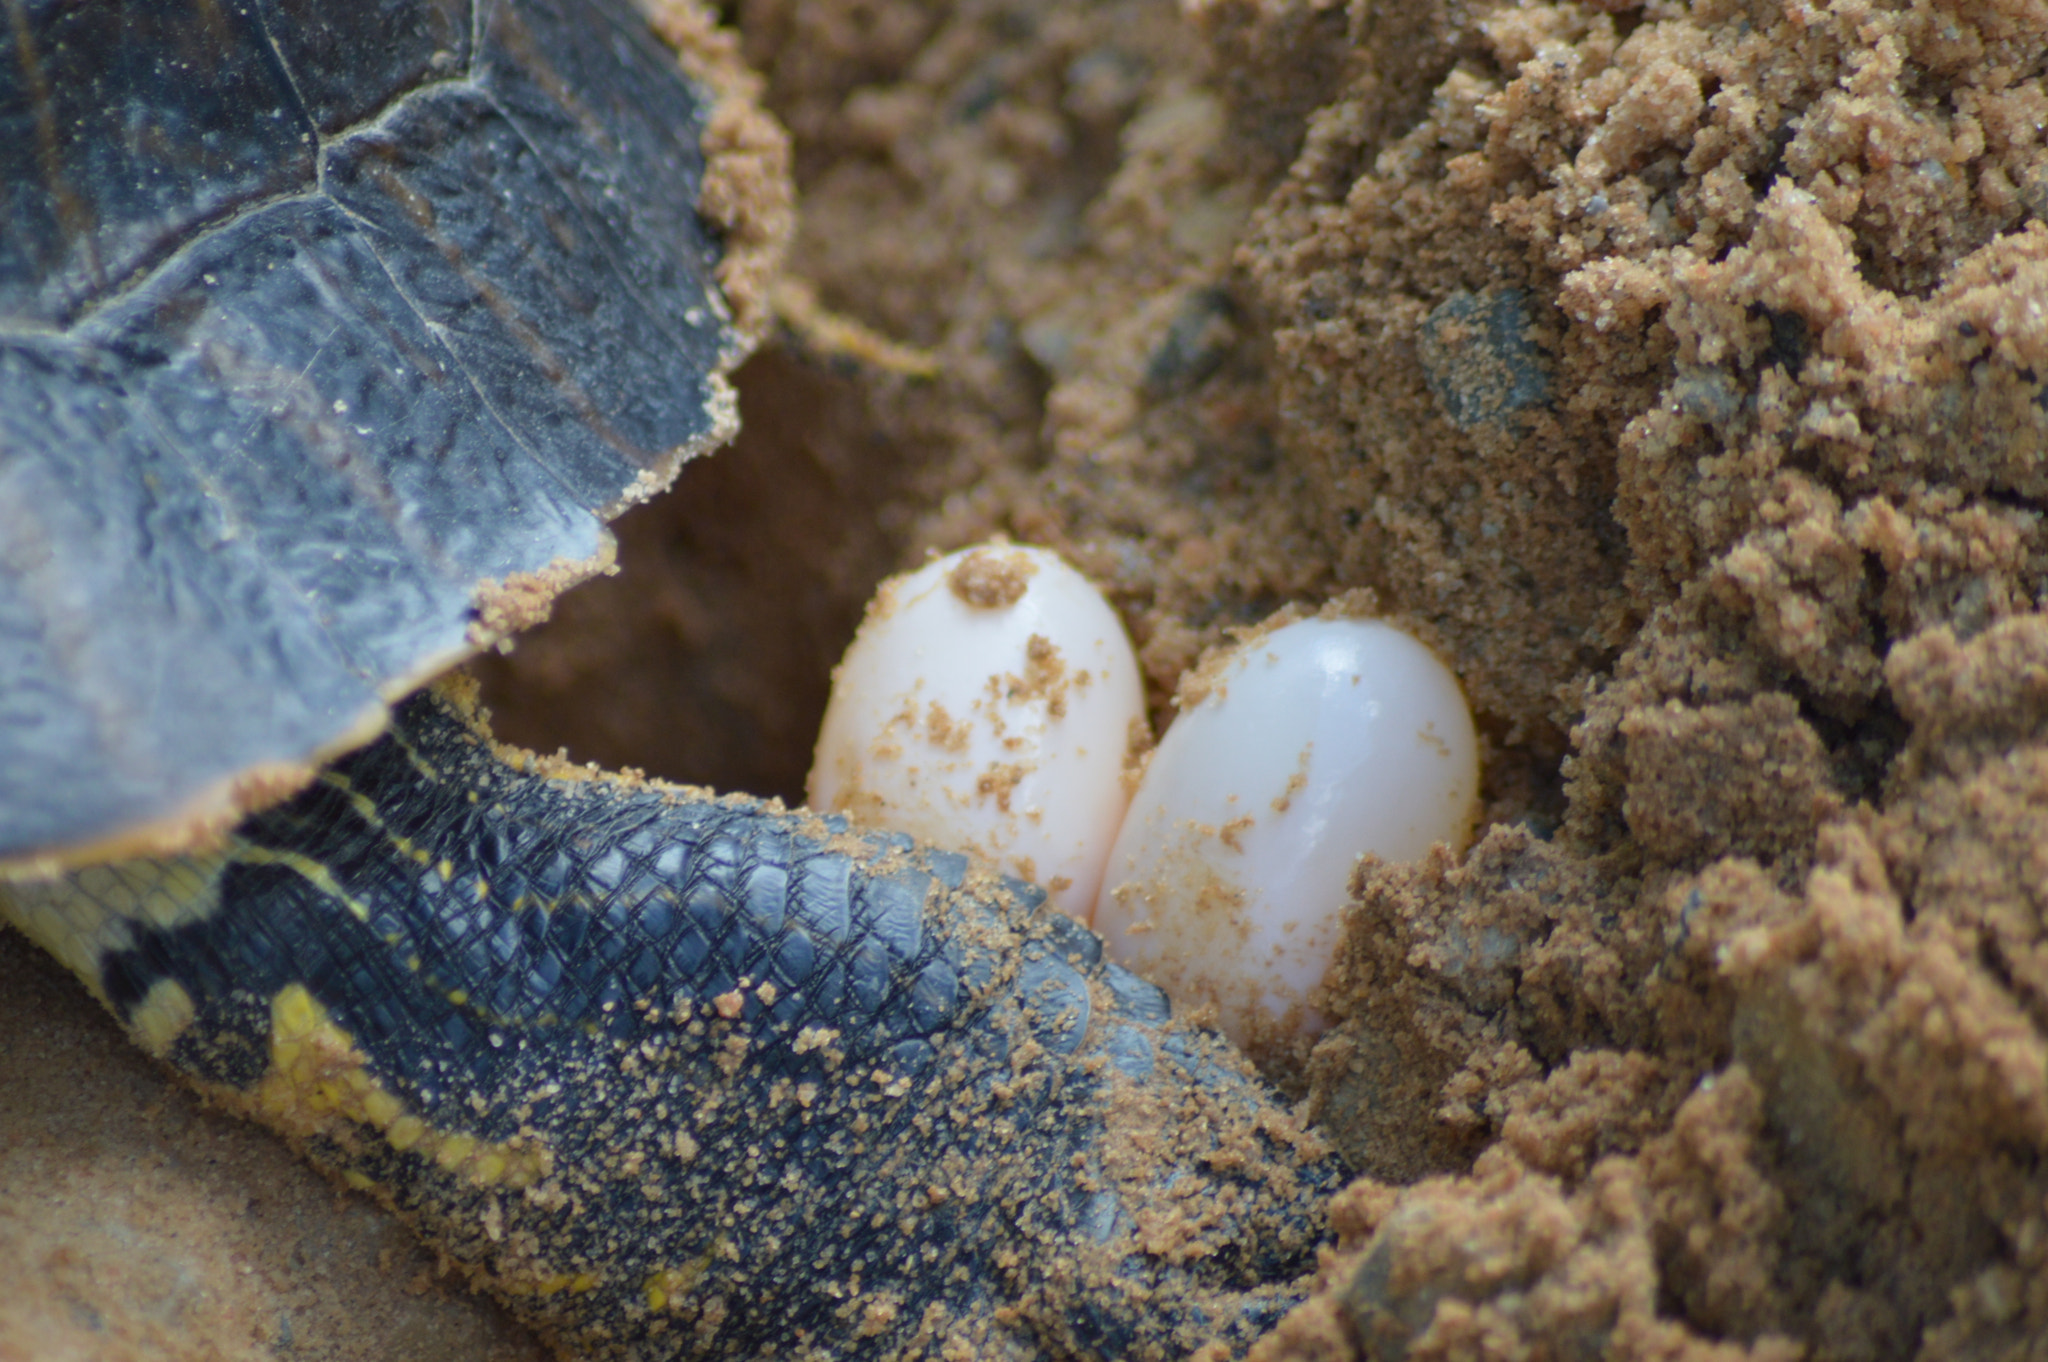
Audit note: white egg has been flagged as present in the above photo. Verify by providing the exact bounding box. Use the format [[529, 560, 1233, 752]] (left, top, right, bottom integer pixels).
[[807, 544, 1146, 919], [1091, 617, 1478, 1053]]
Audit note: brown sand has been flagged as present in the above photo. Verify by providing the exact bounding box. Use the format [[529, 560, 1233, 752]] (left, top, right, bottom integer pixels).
[[12, 0, 2048, 1357], [550, 0, 2042, 1356], [0, 931, 549, 1362]]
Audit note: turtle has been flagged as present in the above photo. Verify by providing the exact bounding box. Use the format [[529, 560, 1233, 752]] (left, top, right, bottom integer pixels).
[[0, 1, 1343, 1359]]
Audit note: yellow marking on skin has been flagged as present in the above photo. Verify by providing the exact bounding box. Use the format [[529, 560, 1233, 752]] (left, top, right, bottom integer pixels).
[[232, 845, 376, 924], [645, 1258, 714, 1311], [253, 985, 551, 1190], [501, 1272, 601, 1298], [0, 852, 232, 1000], [130, 977, 198, 1056], [360, 1086, 403, 1128], [433, 1132, 479, 1170], [388, 727, 443, 784], [319, 771, 384, 825], [317, 772, 434, 866]]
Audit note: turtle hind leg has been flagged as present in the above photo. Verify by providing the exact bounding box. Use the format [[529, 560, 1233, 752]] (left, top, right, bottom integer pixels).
[[4, 681, 1342, 1360]]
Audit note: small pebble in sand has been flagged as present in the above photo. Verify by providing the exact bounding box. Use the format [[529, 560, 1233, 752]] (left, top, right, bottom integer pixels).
[[1091, 618, 1478, 1051], [808, 544, 1145, 919]]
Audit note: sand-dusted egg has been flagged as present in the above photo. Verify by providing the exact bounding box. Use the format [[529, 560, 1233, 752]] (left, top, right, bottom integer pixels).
[[808, 544, 1147, 918], [1091, 617, 1478, 1052]]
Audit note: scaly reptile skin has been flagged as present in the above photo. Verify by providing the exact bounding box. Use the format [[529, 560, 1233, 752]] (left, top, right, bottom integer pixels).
[[2, 686, 1340, 1361]]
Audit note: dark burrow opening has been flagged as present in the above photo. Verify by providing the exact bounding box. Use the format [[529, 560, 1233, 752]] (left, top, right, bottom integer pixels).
[[472, 348, 922, 807]]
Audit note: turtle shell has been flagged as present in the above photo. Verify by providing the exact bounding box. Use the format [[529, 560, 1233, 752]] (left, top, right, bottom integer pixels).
[[0, 0, 755, 867]]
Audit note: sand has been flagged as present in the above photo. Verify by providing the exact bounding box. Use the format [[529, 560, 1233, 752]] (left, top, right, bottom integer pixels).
[[0, 932, 549, 1362], [11, 0, 2048, 1356], [701, 0, 2048, 1355]]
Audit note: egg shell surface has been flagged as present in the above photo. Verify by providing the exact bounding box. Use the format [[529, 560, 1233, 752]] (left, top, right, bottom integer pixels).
[[1092, 617, 1478, 1052], [807, 545, 1145, 919]]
